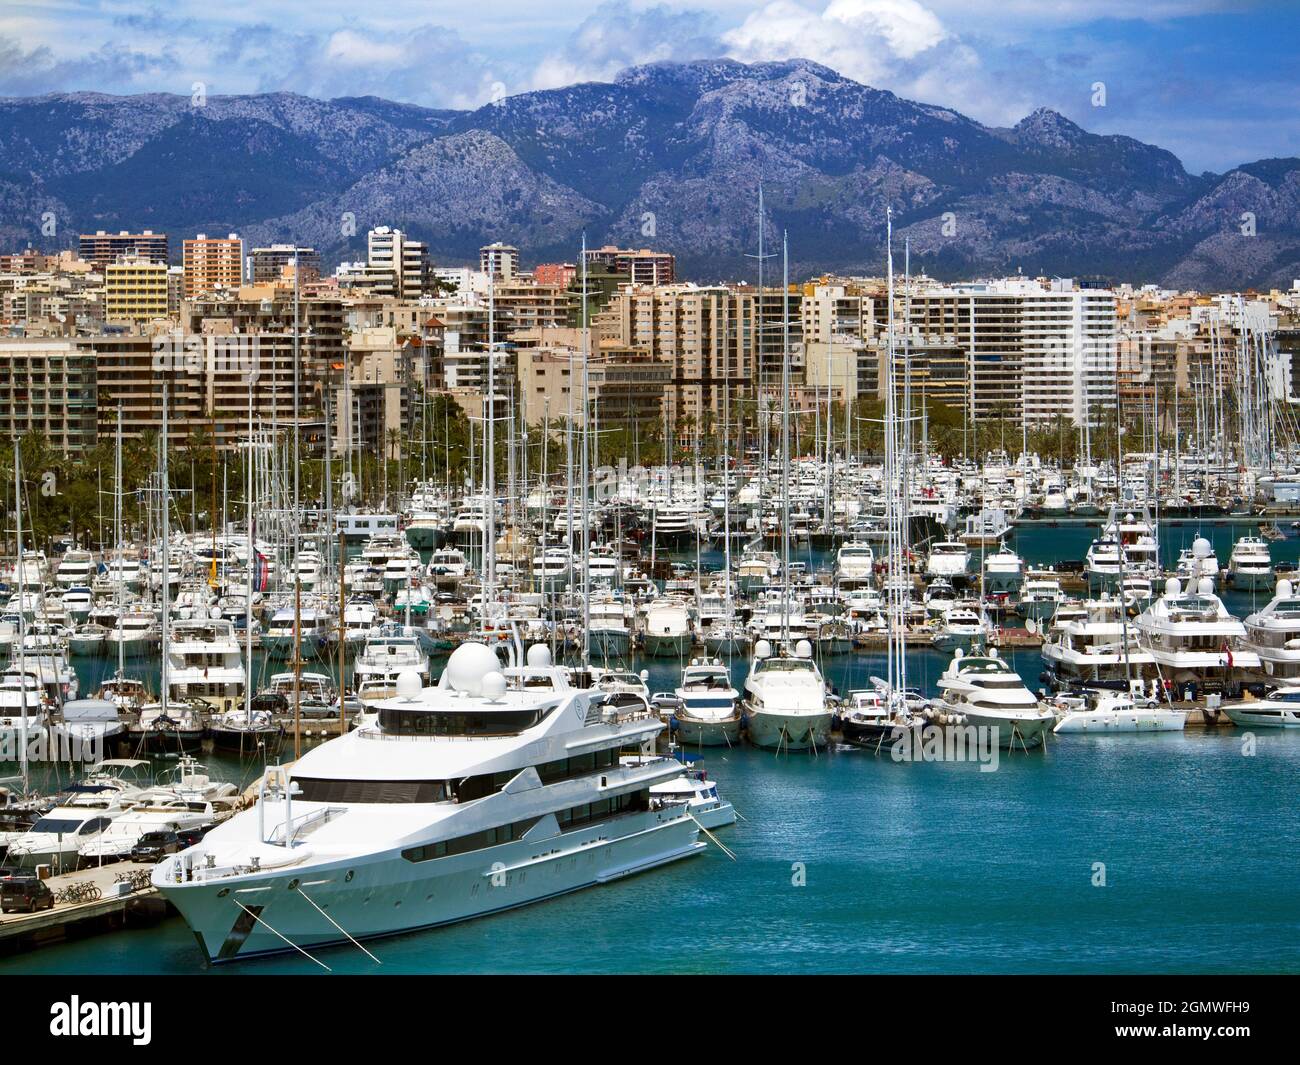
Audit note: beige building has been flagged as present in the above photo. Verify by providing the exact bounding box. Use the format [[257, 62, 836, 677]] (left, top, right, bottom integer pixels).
[[480, 242, 520, 282], [605, 284, 801, 426], [0, 338, 97, 452], [513, 327, 669, 429], [332, 325, 411, 460]]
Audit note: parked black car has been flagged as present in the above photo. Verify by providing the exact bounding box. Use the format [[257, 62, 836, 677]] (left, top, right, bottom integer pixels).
[[130, 831, 181, 863], [175, 825, 211, 848], [1, 877, 54, 913]]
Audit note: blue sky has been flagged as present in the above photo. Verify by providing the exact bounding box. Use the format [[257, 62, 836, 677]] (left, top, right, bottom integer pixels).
[[1, 0, 1296, 173]]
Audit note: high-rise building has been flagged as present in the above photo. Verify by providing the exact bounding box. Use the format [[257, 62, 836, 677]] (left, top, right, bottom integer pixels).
[[249, 245, 321, 285], [583, 245, 675, 285], [605, 284, 797, 425], [183, 233, 243, 298], [79, 230, 168, 268], [0, 338, 97, 452], [480, 242, 520, 282], [366, 227, 430, 299], [103, 256, 169, 322]]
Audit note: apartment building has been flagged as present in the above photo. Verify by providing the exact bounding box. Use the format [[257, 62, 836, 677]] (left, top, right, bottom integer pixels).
[[583, 245, 675, 286], [480, 243, 520, 283], [365, 227, 430, 299], [183, 234, 243, 298], [492, 280, 574, 332], [249, 245, 321, 285], [534, 262, 577, 287], [605, 284, 801, 425], [103, 256, 170, 323], [0, 338, 97, 452], [512, 328, 669, 429], [79, 230, 168, 269], [332, 326, 412, 460]]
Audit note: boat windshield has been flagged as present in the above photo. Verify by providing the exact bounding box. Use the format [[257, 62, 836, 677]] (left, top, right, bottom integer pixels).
[[757, 658, 816, 673]]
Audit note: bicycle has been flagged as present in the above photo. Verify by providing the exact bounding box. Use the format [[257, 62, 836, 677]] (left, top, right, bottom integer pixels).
[[54, 881, 103, 904], [114, 868, 153, 892]]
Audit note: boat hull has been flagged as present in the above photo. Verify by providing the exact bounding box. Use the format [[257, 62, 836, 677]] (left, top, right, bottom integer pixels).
[[642, 632, 692, 658], [956, 707, 1052, 749], [674, 714, 741, 747], [744, 709, 833, 751], [157, 811, 703, 963], [1053, 709, 1188, 733]]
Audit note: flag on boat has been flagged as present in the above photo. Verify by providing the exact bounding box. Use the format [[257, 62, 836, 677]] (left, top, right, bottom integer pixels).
[[253, 551, 270, 592]]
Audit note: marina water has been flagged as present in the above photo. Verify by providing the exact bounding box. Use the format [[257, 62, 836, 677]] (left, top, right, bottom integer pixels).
[[5, 522, 1300, 973]]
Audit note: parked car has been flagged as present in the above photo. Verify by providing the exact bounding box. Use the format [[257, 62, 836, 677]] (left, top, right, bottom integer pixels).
[[1, 877, 54, 913], [175, 825, 210, 849], [129, 831, 181, 863]]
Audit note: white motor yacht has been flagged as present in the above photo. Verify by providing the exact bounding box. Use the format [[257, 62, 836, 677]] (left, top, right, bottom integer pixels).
[[742, 639, 832, 751], [153, 641, 703, 964]]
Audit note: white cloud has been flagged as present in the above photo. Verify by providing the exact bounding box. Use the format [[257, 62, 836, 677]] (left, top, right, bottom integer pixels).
[[721, 0, 948, 87], [527, 1, 722, 91]]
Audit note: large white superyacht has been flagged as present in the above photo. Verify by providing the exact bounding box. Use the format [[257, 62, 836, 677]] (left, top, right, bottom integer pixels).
[[1243, 578, 1300, 681], [1135, 577, 1260, 690], [153, 639, 704, 963]]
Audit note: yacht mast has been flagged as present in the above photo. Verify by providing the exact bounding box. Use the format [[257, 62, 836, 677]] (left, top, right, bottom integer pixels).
[[580, 234, 591, 664], [780, 232, 791, 649], [13, 441, 29, 791]]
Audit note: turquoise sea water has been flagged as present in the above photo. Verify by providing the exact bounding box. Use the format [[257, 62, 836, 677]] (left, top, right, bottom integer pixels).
[[6, 724, 1300, 975], [3, 519, 1299, 974]]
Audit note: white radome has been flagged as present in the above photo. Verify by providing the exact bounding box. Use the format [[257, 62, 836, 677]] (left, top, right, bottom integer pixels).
[[396, 669, 423, 700], [444, 642, 500, 695]]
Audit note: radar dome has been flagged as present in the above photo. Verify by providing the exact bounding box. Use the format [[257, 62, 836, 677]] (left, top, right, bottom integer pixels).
[[754, 639, 772, 659], [481, 670, 507, 701], [445, 642, 499, 696], [795, 640, 813, 659], [1165, 577, 1181, 597], [526, 643, 552, 668], [1192, 537, 1212, 559], [396, 669, 423, 701], [209, 606, 223, 620], [1278, 579, 1293, 599], [1197, 577, 1215, 596]]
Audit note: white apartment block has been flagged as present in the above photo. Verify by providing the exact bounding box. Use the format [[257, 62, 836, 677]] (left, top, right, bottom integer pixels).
[[366, 226, 430, 299]]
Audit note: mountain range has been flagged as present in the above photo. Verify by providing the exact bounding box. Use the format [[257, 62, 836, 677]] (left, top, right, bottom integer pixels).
[[2, 58, 1297, 289]]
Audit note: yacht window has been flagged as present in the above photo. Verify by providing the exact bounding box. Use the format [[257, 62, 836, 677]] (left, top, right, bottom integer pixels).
[[401, 816, 542, 862], [293, 778, 447, 803], [757, 659, 815, 673], [377, 702, 559, 736], [29, 818, 83, 834]]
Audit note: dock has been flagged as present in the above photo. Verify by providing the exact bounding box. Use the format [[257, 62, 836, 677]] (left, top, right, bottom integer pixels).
[[0, 862, 172, 957]]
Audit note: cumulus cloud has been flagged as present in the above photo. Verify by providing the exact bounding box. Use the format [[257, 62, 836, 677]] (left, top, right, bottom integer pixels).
[[529, 2, 722, 91], [721, 0, 948, 87]]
